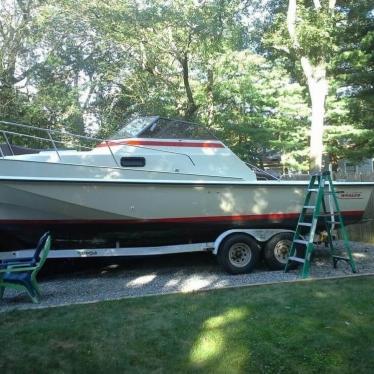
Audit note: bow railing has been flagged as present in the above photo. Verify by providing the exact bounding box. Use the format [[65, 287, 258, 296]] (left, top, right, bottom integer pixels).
[[0, 120, 196, 167]]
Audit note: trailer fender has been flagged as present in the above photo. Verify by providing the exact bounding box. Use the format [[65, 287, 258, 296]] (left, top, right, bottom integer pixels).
[[213, 229, 295, 255]]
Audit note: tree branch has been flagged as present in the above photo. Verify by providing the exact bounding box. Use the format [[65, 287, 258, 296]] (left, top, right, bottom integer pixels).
[[328, 0, 336, 10], [82, 79, 96, 111], [0, 19, 6, 39], [312, 0, 322, 10], [206, 66, 214, 126], [287, 0, 299, 50], [272, 44, 291, 55]]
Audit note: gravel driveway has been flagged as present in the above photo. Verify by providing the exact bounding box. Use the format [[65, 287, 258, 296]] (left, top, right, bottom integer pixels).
[[1, 241, 373, 313]]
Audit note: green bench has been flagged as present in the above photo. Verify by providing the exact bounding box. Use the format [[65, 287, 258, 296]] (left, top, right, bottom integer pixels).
[[0, 232, 51, 303]]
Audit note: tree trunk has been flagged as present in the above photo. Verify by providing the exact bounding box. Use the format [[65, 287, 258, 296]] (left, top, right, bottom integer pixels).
[[180, 52, 198, 119], [287, 0, 330, 172], [301, 58, 328, 171], [309, 84, 326, 171]]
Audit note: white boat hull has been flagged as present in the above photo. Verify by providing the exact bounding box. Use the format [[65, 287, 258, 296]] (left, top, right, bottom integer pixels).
[[0, 177, 372, 251]]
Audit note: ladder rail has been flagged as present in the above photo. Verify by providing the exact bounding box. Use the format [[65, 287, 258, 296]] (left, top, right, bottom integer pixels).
[[284, 175, 315, 272], [285, 171, 357, 278], [325, 173, 357, 271]]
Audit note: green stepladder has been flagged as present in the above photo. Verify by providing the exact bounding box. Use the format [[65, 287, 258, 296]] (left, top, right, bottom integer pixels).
[[284, 171, 357, 278]]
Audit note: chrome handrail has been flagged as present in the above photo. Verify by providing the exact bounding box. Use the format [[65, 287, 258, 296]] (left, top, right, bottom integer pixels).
[[0, 120, 196, 167], [47, 131, 61, 160], [0, 120, 103, 142], [2, 132, 14, 156], [1, 130, 93, 150]]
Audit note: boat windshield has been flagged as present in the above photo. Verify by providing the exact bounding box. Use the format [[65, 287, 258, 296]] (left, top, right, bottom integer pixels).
[[110, 117, 158, 139], [110, 116, 217, 140]]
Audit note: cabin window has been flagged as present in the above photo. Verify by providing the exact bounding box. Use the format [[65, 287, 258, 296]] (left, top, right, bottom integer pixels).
[[120, 157, 146, 167]]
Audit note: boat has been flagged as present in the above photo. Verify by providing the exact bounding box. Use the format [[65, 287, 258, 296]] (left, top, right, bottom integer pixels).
[[0, 116, 372, 273]]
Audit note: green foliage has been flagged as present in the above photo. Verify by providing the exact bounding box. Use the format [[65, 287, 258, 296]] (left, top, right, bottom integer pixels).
[[327, 0, 374, 162], [264, 0, 374, 167], [296, 4, 335, 65], [0, 0, 372, 170], [198, 50, 309, 168]]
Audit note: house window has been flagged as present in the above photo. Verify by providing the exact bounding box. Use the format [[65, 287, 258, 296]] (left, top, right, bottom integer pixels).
[[120, 157, 146, 167], [345, 163, 356, 173]]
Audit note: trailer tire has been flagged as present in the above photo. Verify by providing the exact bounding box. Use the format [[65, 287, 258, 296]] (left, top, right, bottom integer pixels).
[[217, 234, 260, 274], [264, 232, 300, 270]]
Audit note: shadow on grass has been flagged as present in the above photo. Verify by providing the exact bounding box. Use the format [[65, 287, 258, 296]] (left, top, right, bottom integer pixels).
[[0, 277, 373, 373]]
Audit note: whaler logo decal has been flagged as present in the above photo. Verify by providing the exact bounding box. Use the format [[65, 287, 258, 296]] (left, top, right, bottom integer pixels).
[[338, 192, 363, 199], [78, 250, 98, 257]]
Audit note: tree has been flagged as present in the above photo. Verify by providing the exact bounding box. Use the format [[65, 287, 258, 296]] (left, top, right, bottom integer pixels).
[[200, 50, 309, 168], [287, 0, 337, 171], [266, 1, 339, 171], [0, 0, 116, 134], [86, 0, 310, 169], [0, 0, 44, 121], [83, 0, 245, 121], [328, 0, 374, 163], [265, 0, 374, 170], [0, 0, 323, 172]]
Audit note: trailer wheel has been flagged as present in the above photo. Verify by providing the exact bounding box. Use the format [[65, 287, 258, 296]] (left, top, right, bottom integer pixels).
[[264, 232, 299, 270], [217, 234, 260, 274]]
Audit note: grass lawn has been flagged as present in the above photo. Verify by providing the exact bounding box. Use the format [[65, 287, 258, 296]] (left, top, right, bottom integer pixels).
[[0, 276, 373, 374]]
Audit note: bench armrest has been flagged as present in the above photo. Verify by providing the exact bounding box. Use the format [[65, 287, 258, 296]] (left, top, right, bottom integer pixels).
[[0, 265, 37, 273], [1, 257, 33, 264]]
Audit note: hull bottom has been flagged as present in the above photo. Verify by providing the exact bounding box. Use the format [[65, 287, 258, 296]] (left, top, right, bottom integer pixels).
[[0, 211, 364, 252]]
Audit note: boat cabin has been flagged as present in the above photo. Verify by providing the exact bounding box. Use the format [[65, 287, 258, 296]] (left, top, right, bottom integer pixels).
[[2, 116, 257, 181]]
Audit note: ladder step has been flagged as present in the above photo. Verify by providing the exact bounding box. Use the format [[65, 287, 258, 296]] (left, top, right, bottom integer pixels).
[[326, 221, 342, 225], [332, 255, 350, 262], [294, 239, 309, 245], [319, 213, 340, 217], [307, 189, 319, 192], [288, 256, 306, 263], [298, 222, 312, 227], [303, 205, 315, 209]]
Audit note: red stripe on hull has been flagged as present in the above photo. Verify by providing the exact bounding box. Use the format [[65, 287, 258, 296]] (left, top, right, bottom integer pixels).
[[96, 139, 225, 148], [0, 210, 364, 225]]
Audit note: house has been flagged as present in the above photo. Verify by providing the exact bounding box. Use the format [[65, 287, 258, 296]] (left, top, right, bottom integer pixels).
[[338, 158, 374, 175]]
